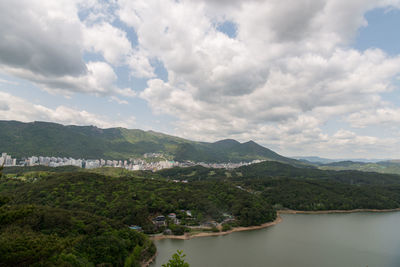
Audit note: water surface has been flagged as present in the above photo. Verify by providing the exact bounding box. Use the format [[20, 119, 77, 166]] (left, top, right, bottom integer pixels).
[[152, 212, 400, 267]]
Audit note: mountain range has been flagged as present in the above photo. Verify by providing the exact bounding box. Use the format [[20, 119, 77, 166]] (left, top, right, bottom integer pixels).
[[295, 156, 390, 164], [0, 120, 300, 164]]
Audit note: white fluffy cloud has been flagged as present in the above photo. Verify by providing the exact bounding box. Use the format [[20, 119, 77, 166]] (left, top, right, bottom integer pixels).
[[0, 0, 86, 77], [83, 22, 155, 78], [0, 0, 145, 97], [2, 61, 136, 97], [0, 91, 135, 128], [347, 107, 400, 128], [117, 0, 400, 157]]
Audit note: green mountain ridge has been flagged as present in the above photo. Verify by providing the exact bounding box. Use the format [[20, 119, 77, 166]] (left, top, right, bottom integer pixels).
[[0, 120, 300, 164], [318, 160, 400, 175]]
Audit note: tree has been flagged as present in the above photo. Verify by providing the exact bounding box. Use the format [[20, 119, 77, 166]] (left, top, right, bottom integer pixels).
[[0, 162, 4, 178], [162, 250, 189, 267]]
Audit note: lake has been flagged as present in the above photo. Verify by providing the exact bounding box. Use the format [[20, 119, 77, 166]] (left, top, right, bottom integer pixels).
[[151, 212, 400, 267]]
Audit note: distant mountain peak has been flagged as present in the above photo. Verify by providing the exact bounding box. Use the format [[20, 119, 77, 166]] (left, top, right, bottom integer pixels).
[[213, 139, 241, 145], [243, 140, 258, 145]]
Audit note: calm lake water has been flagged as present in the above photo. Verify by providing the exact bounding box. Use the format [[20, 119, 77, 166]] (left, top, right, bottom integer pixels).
[[151, 212, 400, 267]]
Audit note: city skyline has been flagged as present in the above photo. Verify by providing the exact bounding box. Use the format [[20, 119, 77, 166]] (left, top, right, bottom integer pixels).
[[0, 151, 262, 171]]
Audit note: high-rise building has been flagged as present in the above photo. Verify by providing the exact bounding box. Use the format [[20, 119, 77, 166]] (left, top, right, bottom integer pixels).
[[5, 155, 12, 166], [29, 156, 38, 166]]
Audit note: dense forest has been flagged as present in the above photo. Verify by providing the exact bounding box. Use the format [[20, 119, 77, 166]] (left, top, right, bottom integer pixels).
[[0, 204, 155, 266], [0, 172, 275, 230], [158, 161, 400, 185], [2, 160, 400, 265], [241, 178, 400, 210], [318, 160, 400, 175]]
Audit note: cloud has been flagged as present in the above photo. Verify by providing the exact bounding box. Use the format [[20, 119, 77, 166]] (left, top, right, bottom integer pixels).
[[109, 96, 129, 105], [347, 107, 400, 128], [0, 91, 135, 128], [119, 0, 400, 157], [0, 0, 142, 97], [0, 0, 86, 77], [0, 101, 10, 111], [0, 78, 19, 86], [83, 22, 155, 78], [83, 22, 133, 66], [1, 61, 136, 97]]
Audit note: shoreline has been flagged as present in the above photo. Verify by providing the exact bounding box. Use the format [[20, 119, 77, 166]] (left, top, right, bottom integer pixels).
[[144, 208, 400, 266], [149, 208, 400, 242], [150, 214, 283, 241], [279, 208, 400, 214], [142, 252, 157, 267]]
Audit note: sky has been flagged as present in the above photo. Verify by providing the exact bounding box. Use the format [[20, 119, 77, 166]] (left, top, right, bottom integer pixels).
[[1, 0, 400, 159]]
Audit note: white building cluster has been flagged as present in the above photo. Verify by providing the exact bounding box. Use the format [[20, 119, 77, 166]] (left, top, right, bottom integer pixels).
[[1, 152, 264, 171], [0, 153, 17, 166], [21, 156, 83, 168], [82, 158, 179, 171], [197, 159, 264, 169]]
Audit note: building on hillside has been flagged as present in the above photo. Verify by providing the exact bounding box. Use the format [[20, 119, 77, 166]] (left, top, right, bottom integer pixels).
[[202, 221, 218, 228], [153, 215, 166, 226], [129, 225, 143, 232], [168, 213, 180, 224]]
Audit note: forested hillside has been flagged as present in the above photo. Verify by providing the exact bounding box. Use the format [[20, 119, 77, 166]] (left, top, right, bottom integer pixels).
[[0, 172, 276, 231], [2, 161, 400, 265], [0, 204, 155, 267], [318, 160, 400, 175], [0, 120, 300, 164], [158, 161, 400, 185]]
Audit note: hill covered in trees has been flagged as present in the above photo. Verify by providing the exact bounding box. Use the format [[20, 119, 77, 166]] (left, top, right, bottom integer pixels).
[[0, 204, 155, 266], [2, 160, 400, 265], [158, 160, 400, 185], [317, 160, 400, 176], [0, 120, 300, 164], [0, 171, 276, 230], [157, 161, 400, 210]]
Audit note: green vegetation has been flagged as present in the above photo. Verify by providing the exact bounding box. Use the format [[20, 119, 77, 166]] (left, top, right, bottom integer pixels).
[[158, 161, 400, 185], [319, 160, 400, 176], [173, 139, 301, 164], [159, 161, 400, 211], [0, 120, 301, 163], [235, 161, 400, 185], [0, 204, 155, 266], [2, 159, 400, 265], [222, 224, 232, 231], [162, 250, 189, 267], [2, 165, 81, 175], [241, 178, 400, 210], [0, 172, 276, 230], [158, 165, 227, 182]]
